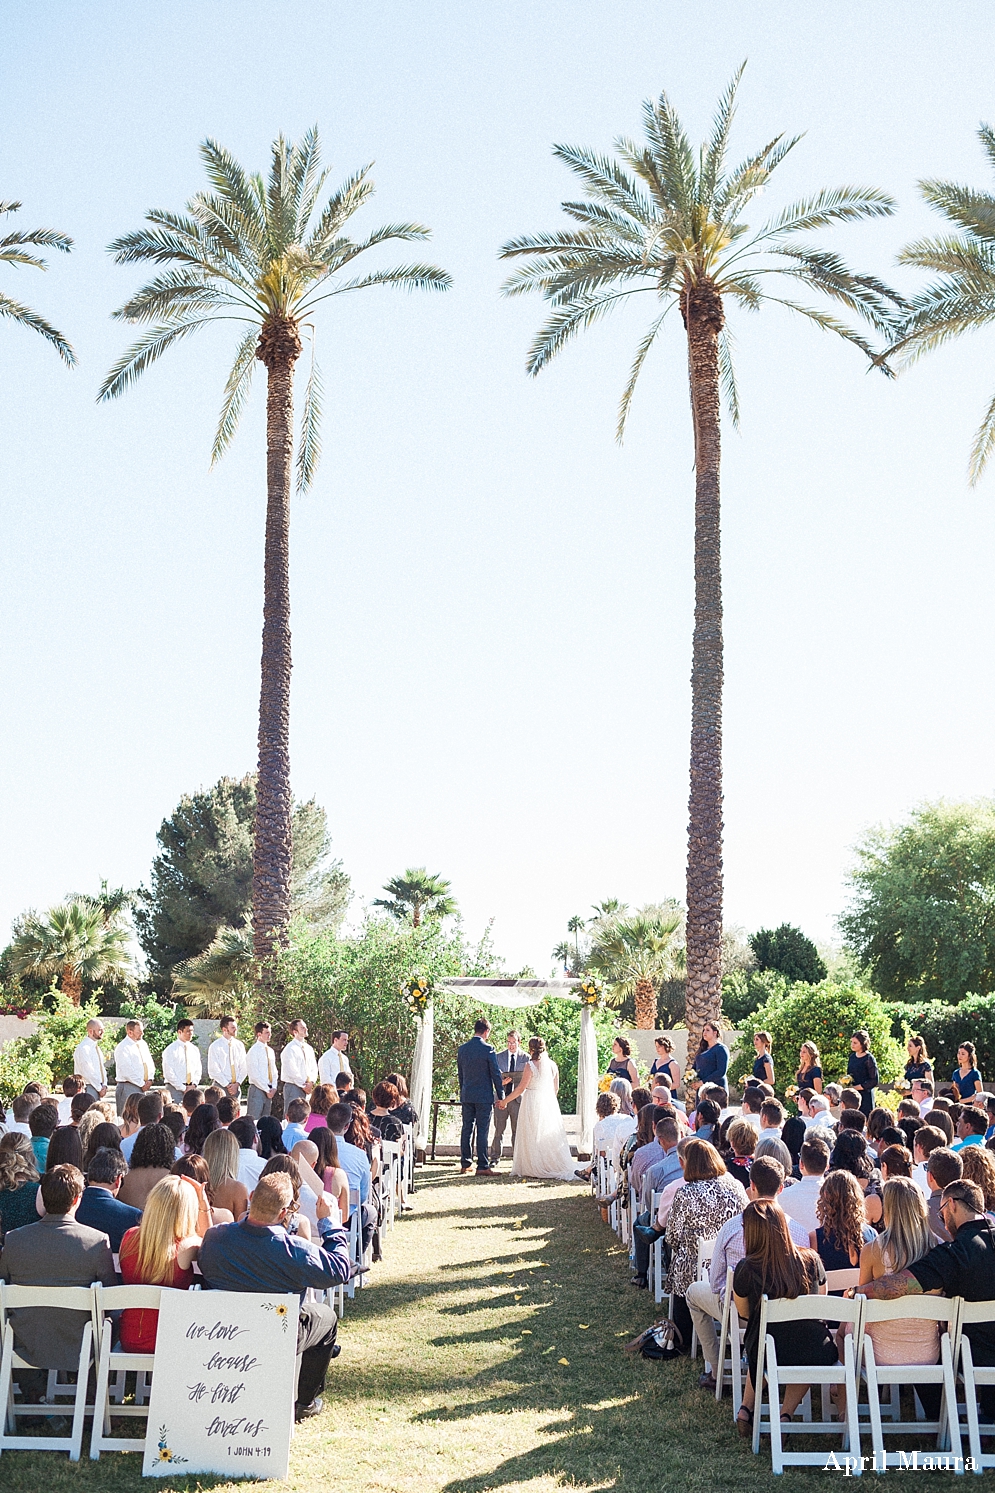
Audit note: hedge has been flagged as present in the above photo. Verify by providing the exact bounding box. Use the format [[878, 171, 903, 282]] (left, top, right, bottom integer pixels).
[[729, 979, 905, 1093], [885, 993, 995, 1085]]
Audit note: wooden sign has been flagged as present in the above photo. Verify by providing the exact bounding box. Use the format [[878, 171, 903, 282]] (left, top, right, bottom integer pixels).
[[142, 1289, 298, 1479]]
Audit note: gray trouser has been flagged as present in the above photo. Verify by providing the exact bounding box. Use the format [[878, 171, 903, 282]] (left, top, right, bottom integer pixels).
[[490, 1096, 521, 1159], [167, 1086, 191, 1106], [115, 1081, 144, 1114], [84, 1085, 104, 1103], [685, 1280, 723, 1374], [247, 1085, 273, 1120], [284, 1084, 307, 1108]]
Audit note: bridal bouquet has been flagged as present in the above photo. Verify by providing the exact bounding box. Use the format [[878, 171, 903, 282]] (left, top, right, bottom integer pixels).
[[401, 975, 431, 1017]]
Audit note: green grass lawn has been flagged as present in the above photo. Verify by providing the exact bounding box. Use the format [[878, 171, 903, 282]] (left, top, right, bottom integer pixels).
[[0, 1163, 973, 1491]]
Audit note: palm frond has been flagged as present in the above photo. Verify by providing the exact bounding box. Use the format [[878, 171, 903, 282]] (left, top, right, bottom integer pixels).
[[0, 291, 76, 365], [616, 308, 669, 442], [763, 295, 884, 365], [699, 63, 746, 213], [97, 317, 213, 400], [918, 178, 995, 242], [559, 198, 646, 242], [898, 233, 995, 280], [713, 133, 800, 221], [296, 343, 323, 494], [305, 165, 376, 255], [769, 245, 907, 331], [757, 186, 896, 243], [637, 92, 696, 219], [297, 263, 452, 312], [718, 326, 741, 429], [968, 386, 995, 484], [889, 288, 995, 366], [113, 269, 241, 324], [199, 137, 266, 250], [525, 288, 646, 375], [550, 144, 652, 220], [212, 328, 259, 464], [0, 247, 50, 269], [0, 225, 72, 255], [108, 220, 211, 268]]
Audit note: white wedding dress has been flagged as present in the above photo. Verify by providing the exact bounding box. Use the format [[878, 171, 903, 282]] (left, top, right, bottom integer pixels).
[[511, 1055, 578, 1181]]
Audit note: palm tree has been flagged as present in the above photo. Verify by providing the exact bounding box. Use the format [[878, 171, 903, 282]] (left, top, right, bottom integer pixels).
[[172, 924, 254, 1015], [551, 939, 571, 974], [0, 200, 75, 364], [373, 868, 456, 927], [587, 909, 683, 1029], [567, 913, 585, 965], [500, 67, 898, 1043], [9, 898, 132, 1005], [886, 124, 995, 483], [99, 130, 451, 976]]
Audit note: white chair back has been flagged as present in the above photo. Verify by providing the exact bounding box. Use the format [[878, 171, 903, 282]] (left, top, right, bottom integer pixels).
[[753, 1292, 863, 1471], [859, 1295, 961, 1468], [954, 1298, 995, 1470], [0, 1283, 96, 1461]]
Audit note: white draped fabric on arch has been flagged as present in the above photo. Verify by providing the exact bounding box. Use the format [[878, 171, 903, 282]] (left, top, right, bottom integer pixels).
[[409, 978, 599, 1156]]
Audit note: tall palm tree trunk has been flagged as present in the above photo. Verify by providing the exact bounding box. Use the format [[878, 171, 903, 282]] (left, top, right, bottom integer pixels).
[[634, 977, 657, 1030], [62, 963, 82, 1006], [683, 283, 724, 1045], [252, 317, 301, 977]]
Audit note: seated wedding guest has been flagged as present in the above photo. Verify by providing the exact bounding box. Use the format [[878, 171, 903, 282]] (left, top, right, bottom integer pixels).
[[0, 1134, 40, 1238], [327, 1102, 375, 1255], [911, 1077, 934, 1116], [898, 1097, 922, 1121], [203, 1085, 225, 1108], [812, 1169, 876, 1273], [45, 1124, 84, 1174], [755, 1136, 794, 1178], [723, 1118, 758, 1191], [282, 1098, 311, 1151], [182, 1087, 204, 1123], [121, 1091, 164, 1164], [693, 1098, 720, 1145], [780, 1107, 807, 1172], [69, 1091, 94, 1127], [733, 1199, 834, 1436], [829, 1129, 882, 1226], [305, 1084, 337, 1134], [928, 1107, 955, 1145], [630, 1119, 682, 1285], [0, 1164, 116, 1383], [199, 1172, 351, 1420], [960, 1144, 995, 1218], [858, 1176, 940, 1370], [258, 1115, 288, 1159], [689, 1156, 812, 1391], [259, 1154, 314, 1239], [185, 1102, 220, 1156], [924, 1146, 962, 1241], [216, 1096, 237, 1128], [665, 1138, 747, 1349], [898, 1116, 923, 1154], [824, 1082, 843, 1120], [117, 1092, 142, 1143], [911, 1124, 946, 1199], [117, 1123, 175, 1210], [954, 1106, 988, 1151], [118, 1176, 202, 1351], [576, 1092, 620, 1183], [76, 1146, 141, 1250], [333, 1073, 352, 1096], [838, 1108, 866, 1136], [641, 1114, 684, 1197], [309, 1128, 350, 1224], [804, 1093, 835, 1134], [230, 1116, 267, 1189], [56, 1076, 84, 1125], [202, 1128, 250, 1220], [382, 1073, 418, 1127], [160, 1107, 186, 1158], [739, 1086, 764, 1131], [780, 1138, 830, 1237], [622, 1105, 668, 1194], [866, 1108, 891, 1158], [28, 1102, 59, 1170], [879, 1144, 913, 1180], [986, 1093, 995, 1140], [368, 1083, 406, 1143], [171, 1153, 234, 1226], [7, 1092, 40, 1138]]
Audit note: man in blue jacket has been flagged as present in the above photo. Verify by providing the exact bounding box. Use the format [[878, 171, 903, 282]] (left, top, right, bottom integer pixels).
[[457, 1019, 504, 1176]]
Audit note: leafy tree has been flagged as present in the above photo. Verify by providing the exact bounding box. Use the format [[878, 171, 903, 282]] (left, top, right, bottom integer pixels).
[[100, 130, 450, 975], [373, 869, 456, 928], [171, 925, 255, 1014], [9, 898, 132, 1005], [721, 968, 789, 1028], [839, 799, 995, 1002], [749, 923, 827, 984], [500, 66, 898, 1045], [134, 774, 350, 990], [587, 909, 683, 1028], [889, 125, 995, 482], [0, 199, 75, 364], [729, 979, 905, 1093]]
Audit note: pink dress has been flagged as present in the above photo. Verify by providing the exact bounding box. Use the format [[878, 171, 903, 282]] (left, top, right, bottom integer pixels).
[[865, 1246, 940, 1366]]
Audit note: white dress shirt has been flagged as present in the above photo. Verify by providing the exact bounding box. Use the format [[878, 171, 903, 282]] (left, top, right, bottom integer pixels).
[[236, 1148, 267, 1189], [73, 1035, 108, 1091], [207, 1036, 248, 1087], [281, 1037, 318, 1089], [162, 1038, 203, 1091], [778, 1173, 825, 1237], [317, 1046, 351, 1084], [57, 1097, 74, 1125], [247, 1040, 278, 1092], [113, 1036, 155, 1087]]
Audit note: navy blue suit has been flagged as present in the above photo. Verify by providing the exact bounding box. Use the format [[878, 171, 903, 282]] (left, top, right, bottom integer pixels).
[[75, 1185, 142, 1253], [457, 1035, 503, 1170]]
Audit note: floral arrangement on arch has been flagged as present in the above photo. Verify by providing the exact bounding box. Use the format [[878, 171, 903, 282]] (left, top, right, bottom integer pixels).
[[402, 975, 431, 1017], [576, 978, 603, 1009]]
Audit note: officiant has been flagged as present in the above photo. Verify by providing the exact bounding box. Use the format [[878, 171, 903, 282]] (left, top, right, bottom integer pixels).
[[490, 1030, 528, 1164]]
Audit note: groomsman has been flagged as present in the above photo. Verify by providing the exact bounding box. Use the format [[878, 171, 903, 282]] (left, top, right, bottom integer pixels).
[[207, 1016, 249, 1104], [490, 1030, 528, 1164], [74, 1019, 108, 1101], [113, 1019, 155, 1114], [161, 1018, 203, 1103], [318, 1030, 352, 1085], [247, 1021, 279, 1120], [281, 1019, 318, 1107]]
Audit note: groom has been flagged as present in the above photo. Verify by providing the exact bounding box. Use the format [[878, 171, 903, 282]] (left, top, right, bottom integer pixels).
[[457, 1018, 503, 1176]]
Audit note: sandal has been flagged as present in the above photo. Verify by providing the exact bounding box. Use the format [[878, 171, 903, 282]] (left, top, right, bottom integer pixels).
[[736, 1406, 753, 1438]]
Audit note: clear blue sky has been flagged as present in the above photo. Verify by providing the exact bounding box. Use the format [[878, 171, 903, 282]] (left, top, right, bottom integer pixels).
[[2, 2, 994, 973]]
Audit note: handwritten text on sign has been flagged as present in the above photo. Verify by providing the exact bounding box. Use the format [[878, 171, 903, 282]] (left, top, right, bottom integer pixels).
[[142, 1289, 298, 1479]]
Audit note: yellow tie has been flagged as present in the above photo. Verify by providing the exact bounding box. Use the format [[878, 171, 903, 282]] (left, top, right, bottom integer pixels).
[[230, 1043, 236, 1085], [268, 1048, 274, 1085]]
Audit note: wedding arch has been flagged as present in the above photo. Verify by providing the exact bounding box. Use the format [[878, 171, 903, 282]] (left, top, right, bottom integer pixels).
[[409, 977, 600, 1155]]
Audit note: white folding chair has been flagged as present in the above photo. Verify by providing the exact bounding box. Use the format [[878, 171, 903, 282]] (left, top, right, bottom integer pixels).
[[689, 1237, 717, 1359], [955, 1299, 995, 1472], [89, 1282, 178, 1458], [402, 1122, 415, 1197], [752, 1292, 863, 1474], [0, 1283, 95, 1460], [860, 1295, 961, 1468], [380, 1141, 400, 1232], [715, 1266, 747, 1414], [647, 1193, 668, 1304]]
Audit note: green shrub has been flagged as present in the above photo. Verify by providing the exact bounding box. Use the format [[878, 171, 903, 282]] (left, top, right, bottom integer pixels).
[[721, 969, 789, 1027], [42, 992, 116, 1082], [0, 1033, 54, 1105], [729, 979, 905, 1092], [884, 993, 995, 1084]]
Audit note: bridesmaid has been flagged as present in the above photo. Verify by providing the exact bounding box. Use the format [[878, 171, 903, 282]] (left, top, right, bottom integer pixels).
[[796, 1041, 823, 1095], [903, 1035, 933, 1090], [693, 1022, 729, 1088], [649, 1035, 681, 1092], [752, 1031, 774, 1088], [606, 1037, 639, 1089], [951, 1041, 983, 1101], [846, 1029, 879, 1116]]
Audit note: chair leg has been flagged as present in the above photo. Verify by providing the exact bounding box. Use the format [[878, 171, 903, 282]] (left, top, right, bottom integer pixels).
[[941, 1335, 963, 1464], [91, 1320, 113, 1459], [69, 1321, 92, 1463], [766, 1338, 783, 1472], [0, 1323, 15, 1444], [843, 1335, 862, 1466], [864, 1337, 884, 1468]]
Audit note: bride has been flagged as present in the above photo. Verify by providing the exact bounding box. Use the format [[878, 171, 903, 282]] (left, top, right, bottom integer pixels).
[[499, 1036, 578, 1181]]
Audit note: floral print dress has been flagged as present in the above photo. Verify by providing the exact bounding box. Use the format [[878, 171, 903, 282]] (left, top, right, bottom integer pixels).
[[664, 1173, 748, 1295]]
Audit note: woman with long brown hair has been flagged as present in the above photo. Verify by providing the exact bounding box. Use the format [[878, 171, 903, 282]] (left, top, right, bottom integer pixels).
[[811, 1169, 876, 1272], [732, 1199, 834, 1435]]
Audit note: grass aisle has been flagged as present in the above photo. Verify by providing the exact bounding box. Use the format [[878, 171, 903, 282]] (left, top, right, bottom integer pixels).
[[1, 1163, 971, 1490]]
